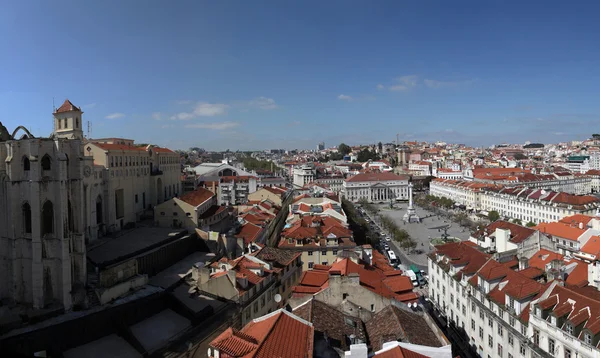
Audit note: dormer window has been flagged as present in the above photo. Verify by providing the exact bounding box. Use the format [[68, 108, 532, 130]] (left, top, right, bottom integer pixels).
[[565, 323, 573, 335], [585, 332, 592, 345]]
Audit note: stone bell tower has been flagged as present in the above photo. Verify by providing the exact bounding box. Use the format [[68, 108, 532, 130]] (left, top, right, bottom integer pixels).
[[53, 99, 84, 140]]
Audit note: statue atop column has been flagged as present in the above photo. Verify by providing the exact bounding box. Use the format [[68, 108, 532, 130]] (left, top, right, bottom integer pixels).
[[403, 182, 420, 223]]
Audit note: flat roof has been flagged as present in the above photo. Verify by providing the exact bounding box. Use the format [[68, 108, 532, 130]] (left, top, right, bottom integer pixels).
[[87, 227, 188, 267], [63, 334, 142, 358], [172, 285, 227, 315], [130, 309, 191, 353], [148, 252, 215, 290]]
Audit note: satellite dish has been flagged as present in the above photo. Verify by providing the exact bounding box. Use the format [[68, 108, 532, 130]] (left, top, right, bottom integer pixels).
[[274, 294, 282, 303]]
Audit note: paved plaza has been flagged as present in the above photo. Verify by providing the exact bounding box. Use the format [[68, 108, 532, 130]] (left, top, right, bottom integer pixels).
[[369, 203, 471, 269]]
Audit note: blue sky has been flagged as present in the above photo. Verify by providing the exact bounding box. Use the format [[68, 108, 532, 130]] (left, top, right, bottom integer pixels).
[[1, 1, 600, 150]]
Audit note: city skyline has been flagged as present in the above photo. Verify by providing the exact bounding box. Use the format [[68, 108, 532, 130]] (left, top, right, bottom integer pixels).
[[2, 1, 600, 150]]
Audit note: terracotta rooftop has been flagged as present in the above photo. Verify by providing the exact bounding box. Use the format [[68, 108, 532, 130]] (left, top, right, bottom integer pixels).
[[472, 220, 536, 244], [209, 309, 314, 358], [90, 142, 147, 152], [535, 222, 586, 241], [374, 344, 429, 358], [178, 187, 215, 207], [54, 99, 81, 113]]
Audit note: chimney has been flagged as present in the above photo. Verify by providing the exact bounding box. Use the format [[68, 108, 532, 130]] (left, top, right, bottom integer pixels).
[[194, 263, 211, 285], [236, 273, 249, 289], [579, 222, 584, 230], [347, 272, 360, 286]]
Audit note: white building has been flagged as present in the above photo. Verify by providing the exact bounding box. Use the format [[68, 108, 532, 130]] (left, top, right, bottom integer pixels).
[[431, 179, 600, 223], [433, 167, 463, 180], [293, 164, 315, 188], [408, 160, 432, 176], [343, 172, 409, 203], [192, 162, 258, 205]]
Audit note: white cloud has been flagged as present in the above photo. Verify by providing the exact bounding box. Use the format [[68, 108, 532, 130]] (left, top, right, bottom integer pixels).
[[170, 103, 228, 120], [184, 121, 239, 130], [337, 94, 353, 101], [248, 97, 277, 110], [376, 84, 384, 90], [152, 112, 162, 121], [389, 75, 418, 91], [424, 78, 477, 89], [105, 113, 124, 119]]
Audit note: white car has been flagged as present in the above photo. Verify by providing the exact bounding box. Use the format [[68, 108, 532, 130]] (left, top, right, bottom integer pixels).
[[385, 236, 391, 242]]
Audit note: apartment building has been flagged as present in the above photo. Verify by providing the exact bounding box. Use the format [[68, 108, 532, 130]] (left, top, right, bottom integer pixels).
[[84, 137, 181, 236], [408, 160, 432, 176], [153, 187, 227, 230], [288, 193, 347, 224], [293, 163, 316, 188], [431, 179, 600, 223], [343, 172, 409, 203], [278, 216, 356, 271], [428, 241, 546, 358], [192, 162, 258, 205]]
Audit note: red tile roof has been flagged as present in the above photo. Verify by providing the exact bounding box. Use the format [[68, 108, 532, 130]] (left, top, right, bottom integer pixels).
[[55, 99, 81, 113], [91, 142, 147, 152], [178, 187, 215, 207], [472, 220, 536, 244], [560, 214, 594, 227], [209, 309, 314, 358], [236, 222, 264, 245], [528, 249, 564, 270], [535, 222, 586, 241], [374, 345, 429, 358], [152, 146, 175, 153]]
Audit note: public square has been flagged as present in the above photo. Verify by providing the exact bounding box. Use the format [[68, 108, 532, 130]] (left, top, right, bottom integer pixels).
[[368, 202, 471, 269]]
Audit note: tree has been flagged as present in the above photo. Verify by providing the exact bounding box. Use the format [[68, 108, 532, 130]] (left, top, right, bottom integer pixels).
[[512, 218, 523, 225], [526, 221, 536, 227], [488, 210, 500, 222], [338, 143, 351, 155], [514, 153, 527, 160], [357, 148, 378, 162], [378, 142, 383, 153]]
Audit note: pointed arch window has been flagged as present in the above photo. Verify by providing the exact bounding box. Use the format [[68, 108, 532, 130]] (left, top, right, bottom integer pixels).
[[23, 156, 30, 171], [68, 200, 74, 232], [22, 202, 32, 233], [75, 117, 79, 128], [41, 154, 51, 171], [42, 201, 54, 235]]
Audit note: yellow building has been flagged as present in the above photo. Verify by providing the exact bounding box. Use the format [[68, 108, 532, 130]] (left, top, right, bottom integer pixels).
[[247, 186, 287, 207], [154, 187, 228, 230]]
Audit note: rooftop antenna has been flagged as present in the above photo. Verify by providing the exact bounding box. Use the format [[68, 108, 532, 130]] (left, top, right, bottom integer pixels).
[[87, 121, 92, 139]]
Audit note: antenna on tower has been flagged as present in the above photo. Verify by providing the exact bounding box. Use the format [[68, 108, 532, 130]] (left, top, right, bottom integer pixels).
[[87, 121, 92, 139]]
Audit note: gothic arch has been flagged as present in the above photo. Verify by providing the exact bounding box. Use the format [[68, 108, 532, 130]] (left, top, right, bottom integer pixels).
[[22, 156, 30, 171], [22, 202, 32, 233], [41, 154, 52, 171], [11, 126, 36, 140], [41, 200, 54, 235]]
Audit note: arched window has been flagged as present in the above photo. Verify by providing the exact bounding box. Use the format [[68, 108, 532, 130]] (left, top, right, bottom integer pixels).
[[75, 117, 79, 128], [68, 200, 74, 232], [23, 156, 30, 171], [42, 200, 54, 235], [41, 154, 51, 171], [58, 119, 62, 129], [22, 202, 32, 233]]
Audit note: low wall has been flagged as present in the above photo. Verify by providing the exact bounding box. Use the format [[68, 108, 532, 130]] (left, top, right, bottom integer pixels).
[[97, 275, 148, 305]]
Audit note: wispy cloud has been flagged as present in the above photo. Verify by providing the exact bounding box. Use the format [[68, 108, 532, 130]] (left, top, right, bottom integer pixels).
[[170, 103, 228, 120], [376, 84, 385, 90], [423, 78, 477, 89], [152, 112, 163, 121], [247, 97, 277, 110], [389, 75, 418, 91], [184, 121, 239, 130], [105, 113, 124, 119], [83, 103, 96, 109], [337, 94, 353, 101]]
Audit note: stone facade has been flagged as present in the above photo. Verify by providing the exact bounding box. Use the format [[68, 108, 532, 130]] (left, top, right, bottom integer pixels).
[[0, 127, 86, 310]]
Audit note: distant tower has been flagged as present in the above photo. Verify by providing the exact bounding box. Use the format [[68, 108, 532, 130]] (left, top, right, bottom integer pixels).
[[53, 99, 84, 140]]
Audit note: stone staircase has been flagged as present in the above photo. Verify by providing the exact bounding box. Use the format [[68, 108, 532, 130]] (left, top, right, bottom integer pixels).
[[86, 272, 101, 308]]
